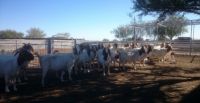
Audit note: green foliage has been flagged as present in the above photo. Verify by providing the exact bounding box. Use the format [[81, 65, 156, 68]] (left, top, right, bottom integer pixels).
[[132, 0, 200, 20], [156, 26, 168, 41], [112, 25, 133, 41], [154, 15, 187, 40], [102, 38, 110, 42], [26, 28, 46, 38], [52, 33, 70, 39], [0, 30, 24, 39], [112, 39, 119, 42], [131, 26, 146, 41]]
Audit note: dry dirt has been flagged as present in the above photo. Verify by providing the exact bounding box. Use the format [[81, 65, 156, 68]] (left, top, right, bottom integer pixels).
[[0, 55, 200, 103]]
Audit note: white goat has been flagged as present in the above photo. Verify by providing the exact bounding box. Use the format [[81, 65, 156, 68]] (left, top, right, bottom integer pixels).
[[36, 52, 77, 87], [0, 55, 19, 92], [97, 47, 111, 76], [74, 44, 98, 74], [148, 44, 176, 63], [118, 48, 128, 70], [0, 45, 34, 92], [76, 46, 91, 73], [109, 48, 119, 68], [148, 48, 167, 61], [118, 45, 152, 70]]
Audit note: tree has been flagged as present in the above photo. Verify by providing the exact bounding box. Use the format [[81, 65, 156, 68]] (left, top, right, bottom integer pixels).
[[26, 28, 46, 38], [155, 26, 168, 41], [164, 15, 187, 40], [153, 15, 187, 40], [52, 32, 70, 39], [132, 0, 200, 20], [112, 39, 119, 42], [111, 25, 133, 41], [0, 30, 24, 39], [102, 38, 110, 42], [130, 25, 147, 41]]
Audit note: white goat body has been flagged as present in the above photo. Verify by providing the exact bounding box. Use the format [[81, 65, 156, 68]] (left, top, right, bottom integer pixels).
[[148, 46, 175, 63], [97, 48, 111, 76], [148, 48, 167, 61], [0, 55, 19, 92], [0, 50, 34, 92], [37, 53, 76, 87], [118, 47, 151, 70], [0, 43, 34, 92], [0, 55, 20, 92], [109, 48, 119, 67]]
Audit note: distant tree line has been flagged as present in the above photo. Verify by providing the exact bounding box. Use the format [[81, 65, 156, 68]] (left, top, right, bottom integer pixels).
[[0, 27, 71, 39]]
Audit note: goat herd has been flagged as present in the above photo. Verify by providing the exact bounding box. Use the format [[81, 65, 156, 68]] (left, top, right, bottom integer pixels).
[[0, 42, 175, 93]]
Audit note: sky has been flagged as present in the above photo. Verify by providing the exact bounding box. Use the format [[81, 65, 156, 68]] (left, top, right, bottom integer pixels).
[[0, 0, 199, 41]]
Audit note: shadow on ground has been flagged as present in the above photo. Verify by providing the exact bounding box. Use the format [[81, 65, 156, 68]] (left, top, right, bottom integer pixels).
[[1, 64, 200, 103]]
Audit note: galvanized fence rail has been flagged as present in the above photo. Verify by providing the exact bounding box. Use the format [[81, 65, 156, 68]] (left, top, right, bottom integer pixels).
[[0, 38, 86, 68], [0, 38, 200, 68], [171, 40, 200, 55]]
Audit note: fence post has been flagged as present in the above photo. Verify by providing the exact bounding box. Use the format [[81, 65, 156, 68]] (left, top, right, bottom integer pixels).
[[189, 20, 193, 56], [74, 39, 76, 46], [15, 40, 18, 50], [47, 38, 52, 54]]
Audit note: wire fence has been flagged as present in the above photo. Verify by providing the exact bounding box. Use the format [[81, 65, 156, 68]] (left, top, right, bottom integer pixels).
[[0, 38, 86, 68], [0, 38, 200, 68], [171, 39, 200, 55]]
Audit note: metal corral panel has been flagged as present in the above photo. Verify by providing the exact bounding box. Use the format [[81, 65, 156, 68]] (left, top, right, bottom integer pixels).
[[0, 38, 85, 68]]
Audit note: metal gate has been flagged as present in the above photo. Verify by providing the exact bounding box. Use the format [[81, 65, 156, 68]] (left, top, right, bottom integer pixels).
[[0, 38, 86, 68]]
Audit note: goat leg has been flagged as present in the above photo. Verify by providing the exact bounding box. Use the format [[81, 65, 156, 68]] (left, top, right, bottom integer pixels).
[[5, 75, 10, 93]]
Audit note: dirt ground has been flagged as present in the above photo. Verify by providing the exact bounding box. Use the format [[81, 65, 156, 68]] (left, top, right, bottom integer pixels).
[[0, 55, 200, 103]]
